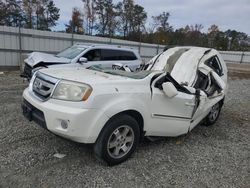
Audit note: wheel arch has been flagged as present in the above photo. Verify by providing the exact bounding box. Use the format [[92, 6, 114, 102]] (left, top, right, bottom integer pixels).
[[219, 97, 225, 107], [97, 110, 145, 143]]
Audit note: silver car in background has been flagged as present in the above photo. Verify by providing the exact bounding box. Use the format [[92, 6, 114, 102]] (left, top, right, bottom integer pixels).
[[21, 43, 142, 79]]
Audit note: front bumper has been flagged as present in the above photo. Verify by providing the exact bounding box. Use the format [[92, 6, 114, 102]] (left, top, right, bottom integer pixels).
[[22, 99, 47, 129], [22, 88, 109, 143]]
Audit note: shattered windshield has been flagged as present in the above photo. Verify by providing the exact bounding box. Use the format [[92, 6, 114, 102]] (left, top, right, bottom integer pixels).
[[88, 65, 154, 79], [56, 46, 86, 59]]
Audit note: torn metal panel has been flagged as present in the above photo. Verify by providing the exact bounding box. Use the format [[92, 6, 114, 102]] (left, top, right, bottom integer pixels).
[[171, 48, 205, 86]]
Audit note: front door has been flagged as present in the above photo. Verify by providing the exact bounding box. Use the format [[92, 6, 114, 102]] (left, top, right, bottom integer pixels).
[[148, 78, 196, 137]]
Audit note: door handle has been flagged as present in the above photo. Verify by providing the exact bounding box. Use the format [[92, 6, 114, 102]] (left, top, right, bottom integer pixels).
[[185, 102, 195, 106]]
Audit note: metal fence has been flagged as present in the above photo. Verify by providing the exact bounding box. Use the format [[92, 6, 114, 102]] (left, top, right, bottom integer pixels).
[[0, 25, 165, 70], [0, 25, 249, 71], [220, 51, 250, 64]]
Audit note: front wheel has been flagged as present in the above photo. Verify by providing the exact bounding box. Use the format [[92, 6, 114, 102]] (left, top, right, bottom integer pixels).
[[93, 114, 140, 166], [204, 102, 222, 126]]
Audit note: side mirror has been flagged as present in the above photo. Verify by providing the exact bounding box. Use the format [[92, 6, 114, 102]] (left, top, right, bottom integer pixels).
[[79, 57, 88, 64], [162, 82, 178, 98]]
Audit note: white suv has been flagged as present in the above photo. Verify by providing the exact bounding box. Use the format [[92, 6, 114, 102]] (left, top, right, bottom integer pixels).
[[22, 43, 142, 79], [22, 47, 228, 165]]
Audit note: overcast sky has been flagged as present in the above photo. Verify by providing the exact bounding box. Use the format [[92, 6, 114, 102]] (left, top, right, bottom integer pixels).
[[53, 0, 250, 35]]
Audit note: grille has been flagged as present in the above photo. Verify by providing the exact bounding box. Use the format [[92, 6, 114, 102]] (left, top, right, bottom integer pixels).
[[23, 64, 32, 79], [32, 72, 58, 101]]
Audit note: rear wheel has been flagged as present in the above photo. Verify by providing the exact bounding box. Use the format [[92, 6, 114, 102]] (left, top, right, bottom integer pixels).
[[93, 114, 140, 166], [204, 102, 222, 126]]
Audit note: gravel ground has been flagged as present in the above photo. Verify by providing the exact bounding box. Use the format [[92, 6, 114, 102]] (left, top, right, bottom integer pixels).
[[0, 71, 249, 188]]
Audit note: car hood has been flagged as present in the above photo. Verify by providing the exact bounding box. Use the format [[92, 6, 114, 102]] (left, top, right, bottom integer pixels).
[[39, 67, 134, 85], [25, 52, 71, 67]]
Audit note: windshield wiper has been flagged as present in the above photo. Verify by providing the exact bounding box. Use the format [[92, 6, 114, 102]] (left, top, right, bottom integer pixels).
[[87, 65, 103, 71], [103, 70, 123, 76]]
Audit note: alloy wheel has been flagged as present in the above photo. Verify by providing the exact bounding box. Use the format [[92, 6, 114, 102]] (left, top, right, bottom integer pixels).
[[107, 125, 134, 159], [208, 103, 220, 122]]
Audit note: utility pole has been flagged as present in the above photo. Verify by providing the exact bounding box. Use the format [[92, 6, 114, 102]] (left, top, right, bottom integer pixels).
[[228, 37, 232, 51], [138, 33, 142, 55], [16, 4, 22, 72], [18, 21, 22, 71], [71, 24, 74, 45]]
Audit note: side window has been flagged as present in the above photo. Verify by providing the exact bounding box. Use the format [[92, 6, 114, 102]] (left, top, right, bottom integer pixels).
[[101, 49, 137, 61], [101, 49, 118, 61], [205, 56, 223, 76], [120, 51, 137, 60], [82, 49, 101, 61], [154, 73, 191, 94]]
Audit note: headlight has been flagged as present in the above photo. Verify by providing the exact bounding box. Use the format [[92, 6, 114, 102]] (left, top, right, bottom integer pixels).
[[52, 80, 92, 101], [29, 72, 37, 92]]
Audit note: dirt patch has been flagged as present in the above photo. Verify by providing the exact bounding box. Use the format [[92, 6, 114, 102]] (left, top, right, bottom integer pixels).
[[0, 71, 249, 187]]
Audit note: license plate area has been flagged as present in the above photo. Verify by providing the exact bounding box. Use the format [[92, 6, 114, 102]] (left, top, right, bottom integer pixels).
[[21, 99, 47, 129]]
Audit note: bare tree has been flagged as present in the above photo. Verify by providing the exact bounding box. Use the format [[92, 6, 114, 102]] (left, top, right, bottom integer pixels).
[[22, 0, 35, 28], [190, 24, 204, 32], [208, 24, 219, 34], [66, 7, 84, 34], [22, 0, 59, 30], [152, 11, 172, 32], [116, 0, 134, 37], [82, 0, 96, 35], [94, 0, 117, 36], [117, 0, 147, 40], [207, 24, 219, 47]]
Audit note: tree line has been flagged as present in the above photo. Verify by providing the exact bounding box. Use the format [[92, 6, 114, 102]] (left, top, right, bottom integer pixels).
[[0, 0, 59, 30], [0, 0, 249, 51]]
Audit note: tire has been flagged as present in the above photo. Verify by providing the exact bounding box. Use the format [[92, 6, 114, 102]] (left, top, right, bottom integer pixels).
[[93, 114, 140, 166], [204, 102, 222, 126]]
